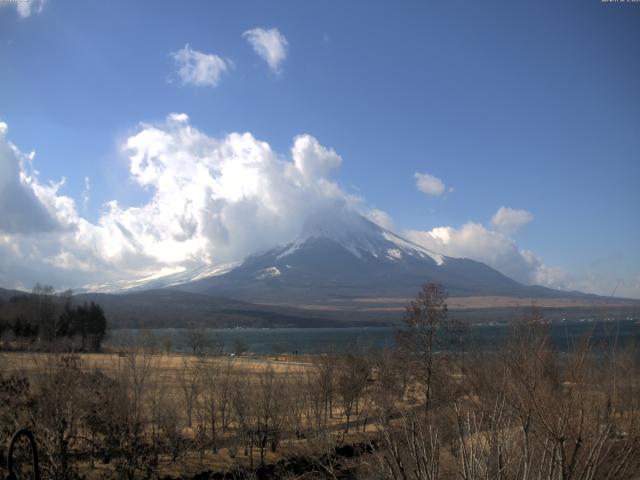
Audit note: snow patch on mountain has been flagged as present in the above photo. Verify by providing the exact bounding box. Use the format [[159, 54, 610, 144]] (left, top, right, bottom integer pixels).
[[83, 262, 240, 293], [381, 231, 445, 265], [387, 248, 402, 260], [256, 267, 281, 280], [166, 263, 240, 285]]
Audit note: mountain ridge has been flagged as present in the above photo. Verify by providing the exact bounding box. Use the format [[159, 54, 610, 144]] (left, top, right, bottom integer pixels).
[[166, 211, 598, 303], [2, 211, 625, 306]]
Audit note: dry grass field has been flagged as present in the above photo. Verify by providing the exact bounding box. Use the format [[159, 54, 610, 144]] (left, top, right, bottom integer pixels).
[[0, 351, 315, 377], [1, 309, 639, 479], [267, 295, 640, 314], [0, 349, 386, 479]]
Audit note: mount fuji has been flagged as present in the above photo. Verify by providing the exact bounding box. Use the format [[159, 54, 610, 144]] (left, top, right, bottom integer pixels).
[[143, 208, 572, 303], [70, 208, 640, 328]]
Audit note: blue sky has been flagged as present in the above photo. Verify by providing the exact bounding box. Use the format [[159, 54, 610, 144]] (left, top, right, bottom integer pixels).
[[0, 0, 639, 297]]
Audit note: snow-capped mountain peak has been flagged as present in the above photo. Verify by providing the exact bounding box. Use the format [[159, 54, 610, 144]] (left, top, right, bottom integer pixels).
[[83, 208, 551, 304], [276, 208, 445, 265], [83, 209, 448, 294]]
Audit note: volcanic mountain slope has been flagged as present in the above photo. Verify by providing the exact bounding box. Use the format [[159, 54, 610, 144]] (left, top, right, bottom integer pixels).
[[170, 209, 574, 303], [0, 287, 24, 301], [73, 290, 354, 329], [5, 211, 636, 328]]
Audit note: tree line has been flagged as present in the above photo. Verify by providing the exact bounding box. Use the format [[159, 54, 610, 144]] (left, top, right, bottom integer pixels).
[[0, 284, 107, 351]]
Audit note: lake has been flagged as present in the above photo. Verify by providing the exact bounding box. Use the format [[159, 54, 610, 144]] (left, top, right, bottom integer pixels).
[[106, 319, 640, 354]]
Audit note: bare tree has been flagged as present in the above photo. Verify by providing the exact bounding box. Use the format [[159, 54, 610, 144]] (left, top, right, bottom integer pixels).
[[371, 347, 409, 424], [109, 348, 161, 479], [233, 337, 249, 356], [336, 352, 369, 433], [375, 413, 441, 480], [184, 324, 212, 355], [254, 365, 289, 464], [230, 369, 254, 462], [397, 283, 450, 414], [32, 354, 85, 479], [195, 356, 232, 453], [177, 357, 201, 429], [292, 366, 330, 438], [317, 352, 338, 424]]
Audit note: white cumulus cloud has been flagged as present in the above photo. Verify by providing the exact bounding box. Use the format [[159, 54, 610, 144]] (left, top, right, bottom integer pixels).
[[170, 44, 231, 87], [81, 176, 90, 211], [0, 121, 59, 233], [403, 207, 542, 286], [402, 213, 640, 297], [291, 134, 342, 181], [0, 115, 356, 289], [243, 27, 288, 73], [491, 206, 534, 234], [414, 172, 449, 197], [405, 223, 542, 285], [1, 0, 45, 17], [365, 208, 395, 230]]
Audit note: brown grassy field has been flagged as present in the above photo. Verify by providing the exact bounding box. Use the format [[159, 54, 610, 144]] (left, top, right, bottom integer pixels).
[[1, 313, 639, 480], [266, 295, 640, 313], [0, 349, 385, 479], [0, 351, 315, 377]]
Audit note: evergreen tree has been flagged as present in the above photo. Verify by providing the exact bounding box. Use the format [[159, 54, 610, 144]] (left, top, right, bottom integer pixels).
[[87, 302, 107, 351]]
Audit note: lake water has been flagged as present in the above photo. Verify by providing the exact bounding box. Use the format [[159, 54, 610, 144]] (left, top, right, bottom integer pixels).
[[106, 319, 640, 354]]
